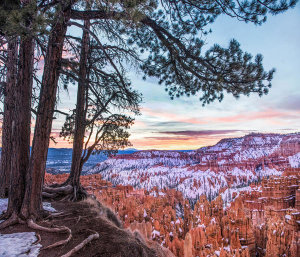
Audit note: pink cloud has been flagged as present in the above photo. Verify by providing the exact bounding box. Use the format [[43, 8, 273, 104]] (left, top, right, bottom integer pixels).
[[141, 107, 300, 126], [141, 107, 207, 125], [211, 109, 300, 124]]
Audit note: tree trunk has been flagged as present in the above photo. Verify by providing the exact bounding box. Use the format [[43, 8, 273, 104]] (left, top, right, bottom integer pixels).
[[5, 34, 34, 218], [21, 4, 72, 218], [68, 19, 90, 200], [0, 37, 18, 198]]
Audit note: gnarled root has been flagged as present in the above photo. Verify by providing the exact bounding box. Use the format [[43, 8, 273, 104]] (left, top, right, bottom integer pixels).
[[45, 180, 69, 188], [0, 213, 18, 230], [60, 230, 99, 257], [27, 219, 70, 233], [43, 184, 88, 202], [43, 232, 72, 250], [33, 233, 41, 245], [28, 219, 72, 250], [43, 185, 73, 195], [42, 192, 59, 198], [1, 212, 73, 250], [44, 212, 71, 220], [0, 211, 9, 221]]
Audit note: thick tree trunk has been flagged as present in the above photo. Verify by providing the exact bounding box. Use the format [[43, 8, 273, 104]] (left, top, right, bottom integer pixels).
[[21, 4, 72, 218], [68, 19, 90, 200], [6, 35, 34, 218], [0, 37, 18, 198]]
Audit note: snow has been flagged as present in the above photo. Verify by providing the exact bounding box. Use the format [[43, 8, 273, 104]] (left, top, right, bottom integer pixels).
[[285, 215, 291, 220], [0, 198, 8, 215], [0, 232, 41, 257], [86, 133, 300, 200], [0, 199, 56, 256], [42, 202, 57, 212], [288, 152, 300, 168], [221, 186, 251, 209], [223, 246, 230, 252], [0, 199, 56, 217], [198, 224, 206, 229], [0, 200, 56, 256], [152, 230, 160, 238]]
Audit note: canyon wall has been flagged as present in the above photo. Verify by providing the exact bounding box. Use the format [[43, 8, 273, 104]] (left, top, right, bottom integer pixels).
[[87, 133, 300, 200]]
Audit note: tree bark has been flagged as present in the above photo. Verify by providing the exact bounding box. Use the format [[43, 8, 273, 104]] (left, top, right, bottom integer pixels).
[[21, 3, 73, 218], [0, 37, 18, 198], [6, 34, 34, 217], [68, 19, 90, 200]]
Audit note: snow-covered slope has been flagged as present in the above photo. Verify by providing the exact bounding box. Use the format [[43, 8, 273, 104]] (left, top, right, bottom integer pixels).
[[87, 133, 300, 199]]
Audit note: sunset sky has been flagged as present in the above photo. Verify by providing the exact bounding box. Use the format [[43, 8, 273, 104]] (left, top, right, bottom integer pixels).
[[50, 4, 300, 150]]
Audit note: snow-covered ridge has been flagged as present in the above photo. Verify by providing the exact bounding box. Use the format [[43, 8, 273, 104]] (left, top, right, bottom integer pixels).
[[87, 133, 300, 200]]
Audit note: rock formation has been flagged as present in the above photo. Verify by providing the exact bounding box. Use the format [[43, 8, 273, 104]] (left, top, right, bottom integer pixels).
[[87, 133, 300, 200], [44, 132, 300, 257]]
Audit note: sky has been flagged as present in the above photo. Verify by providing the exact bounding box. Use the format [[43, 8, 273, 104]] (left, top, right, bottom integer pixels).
[[51, 4, 300, 150]]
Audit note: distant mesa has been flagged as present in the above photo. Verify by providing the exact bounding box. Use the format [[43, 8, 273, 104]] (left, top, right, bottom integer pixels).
[[123, 148, 139, 152]]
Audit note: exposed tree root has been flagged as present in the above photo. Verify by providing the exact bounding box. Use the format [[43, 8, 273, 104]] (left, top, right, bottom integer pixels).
[[75, 215, 81, 225], [33, 233, 41, 245], [43, 232, 72, 250], [27, 219, 71, 233], [60, 230, 99, 257], [44, 212, 71, 220], [28, 219, 73, 250], [42, 192, 59, 198], [47, 212, 65, 217], [43, 184, 88, 202], [43, 185, 73, 194], [55, 215, 88, 223], [0, 212, 8, 220], [1, 212, 74, 253], [0, 214, 18, 230], [46, 179, 70, 188]]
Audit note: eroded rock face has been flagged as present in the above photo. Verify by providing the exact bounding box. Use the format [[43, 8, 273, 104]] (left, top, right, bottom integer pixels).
[[45, 132, 300, 257], [45, 172, 299, 257], [87, 133, 300, 201], [240, 172, 300, 257]]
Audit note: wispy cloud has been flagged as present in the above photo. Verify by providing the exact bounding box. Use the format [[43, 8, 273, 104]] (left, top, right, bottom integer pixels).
[[131, 129, 250, 150], [211, 109, 299, 123], [158, 130, 241, 136]]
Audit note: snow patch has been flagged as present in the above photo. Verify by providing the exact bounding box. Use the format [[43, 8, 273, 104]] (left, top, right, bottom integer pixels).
[[288, 153, 300, 168], [0, 232, 41, 257], [0, 199, 56, 215]]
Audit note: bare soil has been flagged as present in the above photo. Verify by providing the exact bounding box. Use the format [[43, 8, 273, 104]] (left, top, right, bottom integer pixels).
[[0, 198, 158, 257]]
